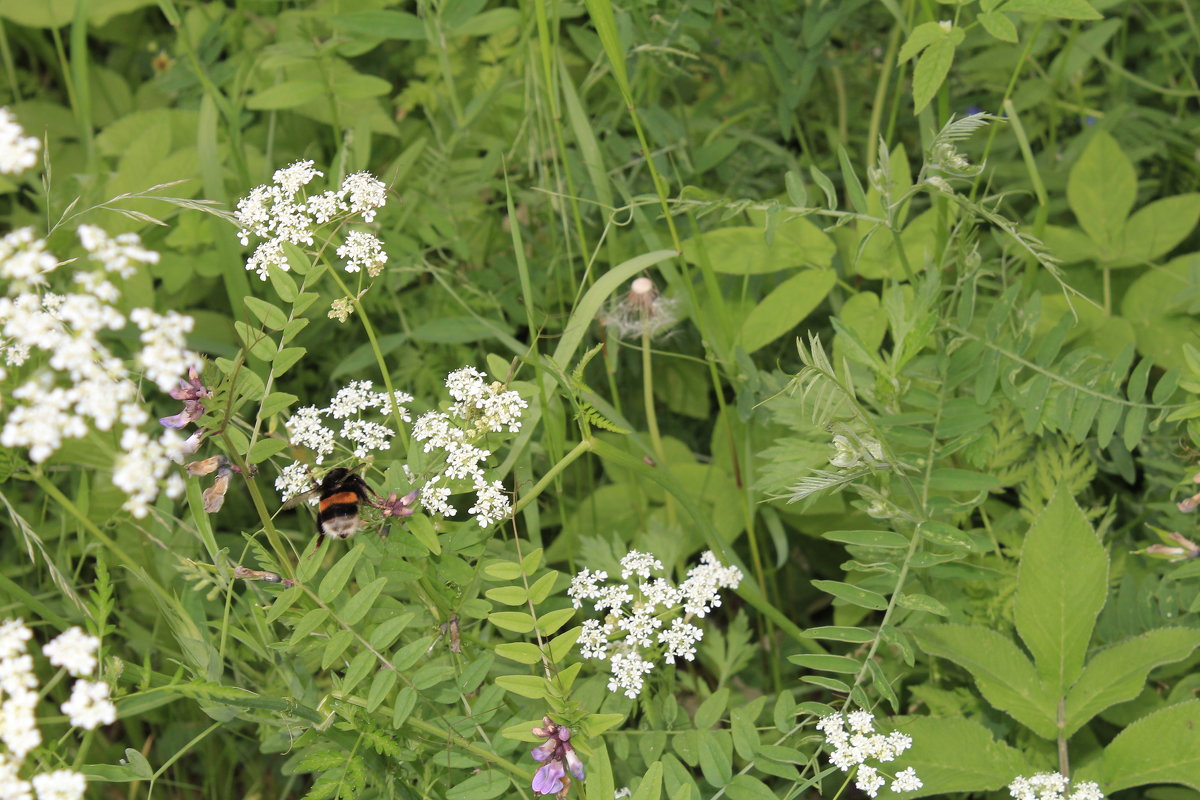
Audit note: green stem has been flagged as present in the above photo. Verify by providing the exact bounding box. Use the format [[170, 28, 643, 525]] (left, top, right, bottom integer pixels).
[[512, 439, 592, 517]]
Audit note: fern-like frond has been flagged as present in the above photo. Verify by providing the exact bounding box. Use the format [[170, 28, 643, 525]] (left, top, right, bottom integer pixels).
[[785, 467, 874, 502]]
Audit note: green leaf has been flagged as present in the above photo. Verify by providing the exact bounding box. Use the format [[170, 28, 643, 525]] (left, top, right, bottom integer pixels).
[[1014, 489, 1108, 696], [885, 716, 1030, 795], [547, 627, 581, 663], [341, 649, 375, 695], [786, 654, 862, 674], [536, 607, 576, 634], [338, 576, 388, 626], [245, 296, 288, 330], [331, 11, 426, 39], [724, 775, 777, 800], [837, 145, 868, 215], [912, 624, 1057, 738], [489, 612, 536, 633], [1065, 628, 1200, 736], [246, 80, 325, 110], [527, 570, 559, 604], [392, 686, 417, 727], [896, 593, 951, 616], [898, 20, 948, 62], [912, 37, 956, 114], [698, 730, 733, 787], [928, 469, 1001, 491], [494, 642, 543, 665], [730, 698, 764, 760], [774, 691, 796, 732], [804, 626, 875, 643], [247, 437, 288, 464], [271, 347, 306, 377], [366, 668, 397, 712], [494, 674, 548, 699], [1068, 131, 1135, 247], [260, 392, 298, 418], [484, 586, 527, 605], [446, 771, 512, 800], [585, 739, 615, 800], [483, 561, 523, 580], [631, 761, 663, 800], [1084, 700, 1200, 792], [785, 170, 808, 207], [318, 543, 365, 603], [695, 687, 730, 730], [452, 7, 520, 36], [1112, 193, 1200, 267], [739, 269, 837, 352], [682, 223, 837, 276], [811, 579, 888, 610], [1002, 0, 1102, 20], [978, 10, 1018, 41], [823, 530, 909, 548], [407, 514, 441, 555], [267, 265, 297, 302]]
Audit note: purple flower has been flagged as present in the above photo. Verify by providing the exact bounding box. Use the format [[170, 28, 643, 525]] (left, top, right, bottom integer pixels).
[[529, 717, 584, 796], [169, 367, 210, 401], [532, 760, 566, 795], [160, 399, 205, 429]]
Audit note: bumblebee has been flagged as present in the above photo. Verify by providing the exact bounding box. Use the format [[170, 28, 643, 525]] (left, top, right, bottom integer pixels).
[[315, 467, 374, 541]]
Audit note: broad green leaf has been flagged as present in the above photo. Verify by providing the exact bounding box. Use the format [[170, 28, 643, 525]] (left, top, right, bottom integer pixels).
[[730, 697, 765, 760], [878, 716, 1029, 797], [724, 775, 776, 800], [898, 20, 949, 62], [912, 625, 1057, 738], [978, 10, 1018, 41], [446, 771, 512, 800], [1003, 0, 1102, 19], [585, 739, 615, 800], [246, 80, 325, 111], [739, 269, 836, 352], [244, 296, 287, 330], [681, 220, 836, 275], [1111, 193, 1200, 267], [632, 761, 663, 800], [271, 347, 306, 377], [536, 607, 576, 634], [823, 530, 909, 548], [247, 437, 288, 464], [494, 674, 548, 699], [1121, 253, 1200, 370], [698, 730, 733, 787], [330, 11, 426, 39], [912, 38, 956, 114], [811, 579, 888, 610], [338, 576, 388, 626], [695, 688, 730, 730], [1068, 131, 1135, 247], [774, 691, 797, 732], [260, 392, 298, 418], [318, 543, 366, 602], [489, 612, 536, 633], [547, 627, 581, 663], [1084, 700, 1200, 792], [787, 654, 862, 674], [483, 561, 523, 580], [1064, 628, 1200, 736], [484, 585, 527, 605], [1014, 490, 1108, 696]]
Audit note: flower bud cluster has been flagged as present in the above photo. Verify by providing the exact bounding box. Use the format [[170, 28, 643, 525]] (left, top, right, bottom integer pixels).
[[0, 620, 114, 800], [569, 550, 742, 699], [817, 710, 921, 797]]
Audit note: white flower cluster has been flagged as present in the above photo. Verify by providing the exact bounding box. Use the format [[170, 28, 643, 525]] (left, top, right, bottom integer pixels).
[[277, 380, 411, 498], [234, 160, 388, 280], [1009, 773, 1104, 800], [0, 620, 108, 800], [0, 225, 198, 517], [569, 550, 742, 699], [0, 108, 38, 174], [411, 367, 526, 528], [817, 710, 921, 797]]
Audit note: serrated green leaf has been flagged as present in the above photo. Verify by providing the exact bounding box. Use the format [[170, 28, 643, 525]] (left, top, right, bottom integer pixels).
[[978, 10, 1018, 41], [1083, 700, 1200, 792]]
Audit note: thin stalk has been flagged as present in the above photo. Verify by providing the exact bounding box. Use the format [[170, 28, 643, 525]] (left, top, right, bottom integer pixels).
[[640, 327, 675, 524], [512, 439, 592, 517]]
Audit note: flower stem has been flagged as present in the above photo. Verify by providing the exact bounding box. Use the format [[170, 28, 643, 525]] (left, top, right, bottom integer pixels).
[[512, 439, 592, 517], [641, 328, 674, 523]]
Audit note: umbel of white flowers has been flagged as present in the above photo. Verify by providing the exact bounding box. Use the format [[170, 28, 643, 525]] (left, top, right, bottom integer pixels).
[[568, 550, 742, 699], [817, 710, 922, 797], [0, 620, 117, 800]]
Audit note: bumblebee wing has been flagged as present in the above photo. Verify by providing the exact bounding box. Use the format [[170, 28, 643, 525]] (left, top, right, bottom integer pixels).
[[282, 488, 320, 510]]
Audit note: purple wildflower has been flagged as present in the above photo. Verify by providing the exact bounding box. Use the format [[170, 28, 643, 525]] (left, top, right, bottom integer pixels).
[[529, 717, 584, 797]]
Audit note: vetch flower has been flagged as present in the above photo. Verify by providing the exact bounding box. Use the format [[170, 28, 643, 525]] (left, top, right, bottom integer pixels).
[[529, 718, 584, 796]]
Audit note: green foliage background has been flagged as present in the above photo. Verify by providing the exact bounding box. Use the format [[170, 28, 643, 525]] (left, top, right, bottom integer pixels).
[[1, 0, 1200, 798]]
